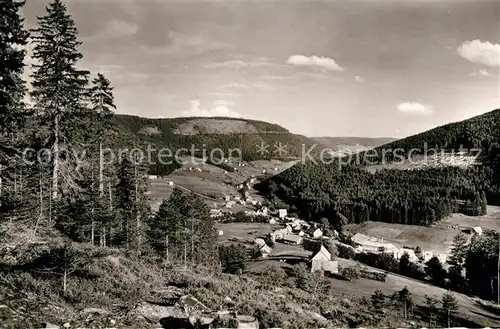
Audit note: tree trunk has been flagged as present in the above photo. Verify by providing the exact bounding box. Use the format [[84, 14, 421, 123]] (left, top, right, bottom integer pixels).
[[108, 181, 113, 210], [135, 164, 140, 255], [99, 142, 104, 197], [48, 183, 52, 225], [52, 114, 59, 201], [91, 169, 95, 245], [165, 234, 169, 262], [0, 164, 2, 207], [447, 309, 450, 328], [63, 269, 67, 293]]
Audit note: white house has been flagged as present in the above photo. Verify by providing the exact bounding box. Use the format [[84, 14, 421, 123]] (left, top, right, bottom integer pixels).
[[148, 175, 158, 180], [313, 228, 323, 239], [352, 233, 397, 253], [311, 245, 338, 274], [393, 248, 419, 262], [278, 209, 287, 219], [422, 251, 434, 262], [473, 226, 483, 236], [254, 238, 266, 248], [282, 234, 303, 245], [259, 244, 272, 258]]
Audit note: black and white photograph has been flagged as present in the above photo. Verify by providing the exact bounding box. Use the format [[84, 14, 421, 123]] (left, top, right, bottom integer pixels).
[[1, 0, 500, 328]]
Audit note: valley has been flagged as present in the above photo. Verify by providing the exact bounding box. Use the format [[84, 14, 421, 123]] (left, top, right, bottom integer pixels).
[[2, 1, 500, 328]]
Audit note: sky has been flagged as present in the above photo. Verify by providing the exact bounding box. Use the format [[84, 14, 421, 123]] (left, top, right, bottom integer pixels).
[[21, 0, 500, 138]]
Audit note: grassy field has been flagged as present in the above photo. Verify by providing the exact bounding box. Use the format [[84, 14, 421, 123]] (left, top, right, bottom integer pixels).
[[217, 223, 276, 245], [439, 205, 500, 232], [348, 221, 457, 255], [348, 206, 500, 256], [147, 157, 295, 211]]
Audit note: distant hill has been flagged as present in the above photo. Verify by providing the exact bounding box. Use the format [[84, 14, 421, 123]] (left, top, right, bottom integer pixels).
[[258, 108, 500, 227], [109, 115, 319, 171], [312, 136, 397, 150]]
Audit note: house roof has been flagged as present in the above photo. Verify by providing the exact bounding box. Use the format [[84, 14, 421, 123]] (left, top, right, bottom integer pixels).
[[283, 234, 302, 243], [260, 244, 272, 254], [312, 245, 331, 261]]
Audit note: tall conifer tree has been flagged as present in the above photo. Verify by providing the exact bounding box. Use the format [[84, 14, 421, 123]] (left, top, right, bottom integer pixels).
[[30, 0, 89, 206], [0, 0, 29, 218]]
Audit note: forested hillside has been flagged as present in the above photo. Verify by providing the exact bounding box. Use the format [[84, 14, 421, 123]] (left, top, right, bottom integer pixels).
[[110, 114, 320, 164], [259, 109, 500, 226]]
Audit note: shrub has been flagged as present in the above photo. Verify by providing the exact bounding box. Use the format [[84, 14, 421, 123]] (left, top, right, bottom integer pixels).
[[337, 243, 356, 259], [342, 266, 360, 280]]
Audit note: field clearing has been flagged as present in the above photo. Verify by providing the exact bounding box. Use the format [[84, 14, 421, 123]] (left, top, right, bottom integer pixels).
[[217, 223, 276, 244], [348, 206, 500, 256], [364, 153, 479, 173], [348, 221, 456, 255], [439, 205, 500, 232]]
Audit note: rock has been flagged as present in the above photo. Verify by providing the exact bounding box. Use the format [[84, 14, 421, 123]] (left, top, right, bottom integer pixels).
[[224, 296, 232, 303], [109, 319, 116, 325], [80, 307, 110, 315], [148, 286, 185, 305], [134, 302, 185, 322], [62, 323, 70, 328], [159, 316, 195, 329], [41, 324, 59, 329]]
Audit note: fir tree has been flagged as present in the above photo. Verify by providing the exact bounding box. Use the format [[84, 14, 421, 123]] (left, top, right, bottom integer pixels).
[[441, 292, 458, 328], [115, 156, 148, 252], [0, 0, 29, 137], [30, 0, 90, 206], [0, 0, 29, 219], [88, 73, 116, 244]]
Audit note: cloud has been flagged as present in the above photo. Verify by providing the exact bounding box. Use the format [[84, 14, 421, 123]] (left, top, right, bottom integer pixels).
[[286, 54, 345, 72], [205, 58, 274, 69], [145, 31, 231, 57], [84, 21, 138, 43], [354, 76, 365, 82], [457, 40, 500, 67], [397, 102, 433, 115], [219, 83, 252, 90], [182, 100, 242, 118], [470, 69, 498, 77], [214, 100, 234, 106], [261, 75, 300, 80], [207, 92, 242, 97]]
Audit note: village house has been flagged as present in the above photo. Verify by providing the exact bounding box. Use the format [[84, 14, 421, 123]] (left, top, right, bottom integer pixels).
[[282, 234, 303, 245], [148, 175, 158, 180], [278, 209, 287, 219], [392, 248, 419, 262], [352, 233, 398, 253], [311, 245, 339, 274], [225, 201, 236, 208], [270, 225, 293, 242], [254, 238, 266, 248], [209, 209, 223, 218], [313, 228, 323, 239], [259, 244, 272, 258]]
